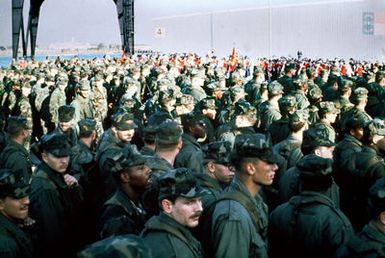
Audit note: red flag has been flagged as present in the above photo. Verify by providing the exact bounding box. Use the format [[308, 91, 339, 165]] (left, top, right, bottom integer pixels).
[[121, 49, 126, 64], [229, 48, 238, 72]]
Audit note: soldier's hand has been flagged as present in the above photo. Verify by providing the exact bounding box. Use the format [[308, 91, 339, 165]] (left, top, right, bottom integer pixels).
[[64, 174, 79, 188]]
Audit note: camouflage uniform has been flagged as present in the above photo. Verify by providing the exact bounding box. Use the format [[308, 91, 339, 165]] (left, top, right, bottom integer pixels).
[[270, 155, 353, 258], [141, 168, 203, 258], [0, 169, 34, 258]]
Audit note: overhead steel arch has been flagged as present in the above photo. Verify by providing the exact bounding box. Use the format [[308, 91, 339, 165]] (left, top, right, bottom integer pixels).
[[12, 0, 134, 59]]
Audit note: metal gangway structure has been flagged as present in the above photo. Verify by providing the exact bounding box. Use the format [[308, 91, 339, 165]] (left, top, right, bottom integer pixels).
[[11, 0, 135, 59]]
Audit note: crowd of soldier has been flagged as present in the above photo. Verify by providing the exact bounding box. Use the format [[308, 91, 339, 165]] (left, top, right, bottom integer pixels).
[[0, 52, 384, 257]]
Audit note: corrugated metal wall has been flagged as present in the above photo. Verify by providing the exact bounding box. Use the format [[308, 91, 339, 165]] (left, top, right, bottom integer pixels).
[[151, 0, 384, 60]]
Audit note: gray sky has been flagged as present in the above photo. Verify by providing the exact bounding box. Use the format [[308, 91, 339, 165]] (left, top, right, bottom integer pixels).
[[0, 0, 359, 48]]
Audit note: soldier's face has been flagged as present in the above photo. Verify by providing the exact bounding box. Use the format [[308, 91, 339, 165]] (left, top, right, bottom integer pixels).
[[166, 196, 203, 228], [59, 120, 73, 132], [42, 153, 70, 173], [251, 159, 278, 186], [126, 164, 152, 191], [117, 129, 135, 143], [0, 196, 29, 221], [214, 163, 234, 184], [203, 108, 216, 120]]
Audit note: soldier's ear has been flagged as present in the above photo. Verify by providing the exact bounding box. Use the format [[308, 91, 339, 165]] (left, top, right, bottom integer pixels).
[[207, 161, 215, 173], [119, 171, 130, 183], [379, 211, 385, 226], [161, 199, 173, 214]]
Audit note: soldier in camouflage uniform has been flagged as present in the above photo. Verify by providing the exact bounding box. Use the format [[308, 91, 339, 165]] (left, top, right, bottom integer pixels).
[[141, 168, 203, 258], [268, 95, 297, 145], [71, 80, 94, 124], [78, 234, 152, 258], [292, 78, 310, 110], [342, 118, 385, 232], [175, 113, 206, 174], [96, 112, 137, 198], [334, 79, 354, 115], [49, 74, 68, 126], [0, 169, 34, 258], [29, 134, 84, 258], [336, 177, 385, 257], [90, 76, 108, 136], [277, 62, 296, 94], [366, 71, 385, 118], [197, 140, 234, 208], [311, 101, 340, 143], [99, 150, 151, 238], [204, 134, 278, 258], [269, 155, 353, 258], [258, 81, 284, 132], [0, 116, 32, 183], [51, 105, 78, 147], [307, 86, 323, 125]]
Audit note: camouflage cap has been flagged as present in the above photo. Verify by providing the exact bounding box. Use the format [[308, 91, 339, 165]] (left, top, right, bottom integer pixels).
[[268, 81, 284, 96], [176, 94, 194, 106], [0, 169, 29, 198], [77, 234, 152, 258], [199, 97, 216, 110], [190, 68, 205, 79], [6, 116, 31, 135], [56, 73, 69, 85], [307, 86, 323, 101], [318, 101, 340, 115], [368, 177, 385, 218], [230, 86, 246, 96], [58, 105, 75, 122], [40, 133, 71, 157], [302, 126, 334, 152], [297, 154, 333, 187], [338, 79, 354, 92], [232, 133, 277, 164], [234, 100, 256, 116], [110, 146, 150, 174], [366, 118, 385, 136], [77, 80, 91, 91], [278, 95, 297, 110], [158, 168, 202, 201], [353, 87, 368, 100], [78, 119, 96, 136], [155, 120, 182, 145], [289, 110, 309, 128], [112, 112, 138, 131], [203, 141, 232, 165]]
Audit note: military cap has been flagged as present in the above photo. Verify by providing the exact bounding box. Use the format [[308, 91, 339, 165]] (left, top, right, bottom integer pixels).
[[230, 85, 246, 97], [289, 110, 309, 129], [112, 112, 138, 131], [230, 73, 243, 84], [278, 95, 297, 110], [368, 177, 385, 218], [234, 100, 256, 116], [284, 62, 296, 73], [338, 78, 354, 92], [343, 114, 366, 131], [365, 118, 385, 136], [40, 133, 71, 157], [58, 105, 75, 122], [78, 119, 96, 136], [77, 80, 91, 91], [155, 120, 182, 145], [142, 124, 157, 142], [268, 81, 284, 96], [199, 97, 216, 110], [253, 66, 264, 75], [302, 126, 334, 151], [110, 146, 150, 174], [177, 94, 194, 106], [77, 234, 152, 258], [158, 88, 175, 102], [296, 154, 333, 183], [123, 77, 136, 87], [307, 86, 323, 101], [181, 113, 206, 128], [6, 116, 31, 135], [318, 101, 340, 115], [203, 141, 232, 165], [293, 78, 307, 89], [352, 87, 368, 100], [45, 74, 55, 82], [158, 168, 202, 201], [56, 74, 69, 84], [0, 169, 29, 199], [232, 133, 277, 164]]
